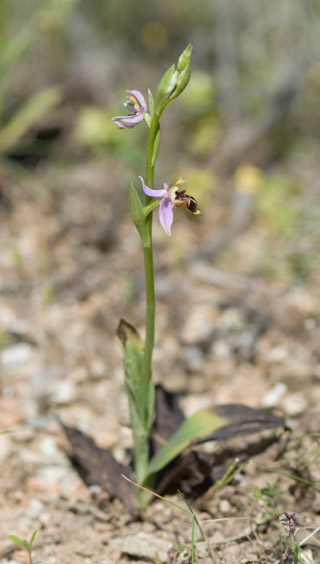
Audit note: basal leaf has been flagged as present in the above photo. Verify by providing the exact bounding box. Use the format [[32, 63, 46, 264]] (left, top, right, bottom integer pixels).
[[144, 409, 227, 478]]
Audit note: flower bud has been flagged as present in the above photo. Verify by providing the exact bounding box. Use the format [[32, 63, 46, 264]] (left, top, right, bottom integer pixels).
[[177, 43, 193, 72], [154, 44, 193, 113], [168, 43, 192, 101], [154, 65, 176, 113]]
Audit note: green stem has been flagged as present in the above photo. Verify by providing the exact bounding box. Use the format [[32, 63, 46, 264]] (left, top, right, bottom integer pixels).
[[141, 114, 160, 418], [135, 114, 161, 503]]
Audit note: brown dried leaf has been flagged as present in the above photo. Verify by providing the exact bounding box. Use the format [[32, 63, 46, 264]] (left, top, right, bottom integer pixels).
[[62, 424, 135, 506]]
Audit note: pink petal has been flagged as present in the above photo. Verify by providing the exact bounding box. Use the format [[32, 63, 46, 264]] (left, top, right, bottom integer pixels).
[[112, 112, 145, 128], [159, 197, 173, 236], [127, 90, 147, 111], [139, 176, 166, 197]]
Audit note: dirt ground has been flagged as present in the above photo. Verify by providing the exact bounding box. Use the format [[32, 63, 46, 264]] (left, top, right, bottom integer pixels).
[[0, 141, 320, 563]]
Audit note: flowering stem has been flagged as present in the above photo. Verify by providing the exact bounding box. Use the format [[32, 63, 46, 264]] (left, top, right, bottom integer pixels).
[[133, 114, 161, 494], [142, 114, 160, 413]]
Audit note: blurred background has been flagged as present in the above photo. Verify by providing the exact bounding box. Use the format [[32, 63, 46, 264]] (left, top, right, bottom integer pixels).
[[1, 0, 320, 256]]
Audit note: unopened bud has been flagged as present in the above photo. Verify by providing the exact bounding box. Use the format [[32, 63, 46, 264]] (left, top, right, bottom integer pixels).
[[168, 44, 192, 101], [154, 44, 193, 113], [154, 64, 176, 113], [177, 43, 193, 72]]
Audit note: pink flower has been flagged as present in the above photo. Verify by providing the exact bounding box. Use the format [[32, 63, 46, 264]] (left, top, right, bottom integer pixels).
[[139, 176, 199, 236], [112, 90, 147, 129]]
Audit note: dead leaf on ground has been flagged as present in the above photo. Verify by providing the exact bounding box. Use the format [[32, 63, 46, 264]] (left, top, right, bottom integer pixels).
[[62, 424, 135, 506]]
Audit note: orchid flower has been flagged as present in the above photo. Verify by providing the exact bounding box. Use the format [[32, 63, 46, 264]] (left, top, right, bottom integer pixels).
[[139, 176, 200, 236], [112, 90, 147, 129]]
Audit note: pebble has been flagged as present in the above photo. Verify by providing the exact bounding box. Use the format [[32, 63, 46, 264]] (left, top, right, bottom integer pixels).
[[38, 435, 62, 458], [213, 339, 231, 358], [121, 532, 172, 563], [181, 307, 215, 343], [2, 343, 34, 369], [287, 288, 319, 315], [0, 434, 12, 461], [262, 382, 287, 408], [50, 380, 75, 404], [267, 346, 288, 363], [27, 496, 44, 518], [219, 499, 231, 513], [39, 465, 79, 493], [281, 393, 308, 416]]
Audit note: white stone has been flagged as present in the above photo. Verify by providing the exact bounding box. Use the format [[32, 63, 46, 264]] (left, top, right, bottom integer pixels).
[[262, 383, 287, 408], [267, 346, 288, 363], [219, 499, 231, 513], [0, 434, 12, 461], [28, 497, 44, 518], [213, 339, 231, 358], [2, 343, 34, 369], [281, 393, 308, 416], [50, 380, 75, 404], [121, 532, 172, 562]]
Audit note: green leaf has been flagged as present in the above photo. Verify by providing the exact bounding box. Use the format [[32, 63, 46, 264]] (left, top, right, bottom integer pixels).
[[145, 375, 155, 431], [143, 198, 161, 217], [154, 64, 176, 113], [9, 535, 29, 550], [151, 126, 160, 167], [116, 319, 144, 402], [116, 319, 149, 426], [0, 86, 62, 153], [145, 409, 226, 478], [144, 112, 151, 128], [29, 530, 37, 548], [148, 88, 154, 119], [116, 319, 154, 483], [128, 182, 150, 248]]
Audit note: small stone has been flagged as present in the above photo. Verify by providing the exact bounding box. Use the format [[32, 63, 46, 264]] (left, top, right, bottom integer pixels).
[[38, 436, 61, 458], [50, 380, 75, 404], [287, 288, 319, 315], [181, 307, 215, 343], [2, 343, 34, 369], [0, 434, 12, 461], [121, 532, 172, 563], [28, 496, 44, 518], [213, 339, 231, 358], [281, 393, 308, 416], [262, 383, 287, 408], [267, 346, 288, 363], [219, 499, 231, 513]]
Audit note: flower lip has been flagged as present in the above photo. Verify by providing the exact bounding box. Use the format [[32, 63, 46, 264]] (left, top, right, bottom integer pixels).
[[173, 190, 198, 213], [112, 90, 147, 129]]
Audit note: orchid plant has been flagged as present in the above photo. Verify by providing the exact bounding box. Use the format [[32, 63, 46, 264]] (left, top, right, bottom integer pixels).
[[113, 45, 226, 506]]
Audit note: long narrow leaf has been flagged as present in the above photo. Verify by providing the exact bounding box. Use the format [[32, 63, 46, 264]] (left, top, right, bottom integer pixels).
[[9, 535, 29, 550], [145, 409, 227, 477]]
